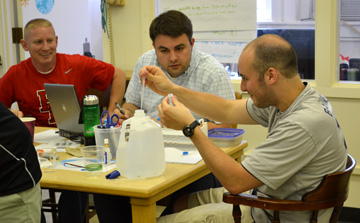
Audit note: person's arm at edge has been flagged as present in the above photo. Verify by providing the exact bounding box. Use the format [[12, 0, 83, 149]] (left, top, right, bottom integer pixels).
[[108, 67, 126, 114]]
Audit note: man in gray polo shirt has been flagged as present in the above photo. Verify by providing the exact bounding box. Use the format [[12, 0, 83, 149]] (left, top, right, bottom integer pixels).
[[141, 34, 348, 223]]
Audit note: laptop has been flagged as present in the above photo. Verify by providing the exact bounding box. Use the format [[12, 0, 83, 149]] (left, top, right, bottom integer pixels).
[[44, 83, 84, 137]]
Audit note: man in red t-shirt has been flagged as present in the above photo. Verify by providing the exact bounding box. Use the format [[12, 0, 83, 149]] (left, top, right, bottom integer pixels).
[[0, 18, 126, 127], [0, 18, 126, 223]]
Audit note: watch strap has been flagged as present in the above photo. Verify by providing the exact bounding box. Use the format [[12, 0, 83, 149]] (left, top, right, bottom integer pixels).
[[189, 120, 200, 129], [183, 120, 200, 137]]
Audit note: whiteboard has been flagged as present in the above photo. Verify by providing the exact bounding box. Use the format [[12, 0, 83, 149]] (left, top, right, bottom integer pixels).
[[194, 30, 256, 41], [194, 41, 247, 64], [158, 0, 257, 68], [159, 0, 256, 32]]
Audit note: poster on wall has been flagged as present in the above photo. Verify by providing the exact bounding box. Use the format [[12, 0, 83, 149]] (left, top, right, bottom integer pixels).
[[35, 0, 55, 14]]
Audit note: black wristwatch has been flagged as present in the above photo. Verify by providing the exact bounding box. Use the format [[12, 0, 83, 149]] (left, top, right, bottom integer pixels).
[[183, 120, 200, 137]]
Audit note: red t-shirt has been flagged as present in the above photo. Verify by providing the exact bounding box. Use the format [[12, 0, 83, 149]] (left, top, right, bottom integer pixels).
[[0, 54, 114, 127]]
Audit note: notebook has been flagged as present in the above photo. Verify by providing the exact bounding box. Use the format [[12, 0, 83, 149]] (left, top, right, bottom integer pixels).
[[44, 83, 84, 136]]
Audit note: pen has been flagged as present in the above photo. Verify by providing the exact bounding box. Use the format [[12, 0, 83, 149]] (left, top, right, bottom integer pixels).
[[115, 102, 125, 115], [64, 162, 85, 168]]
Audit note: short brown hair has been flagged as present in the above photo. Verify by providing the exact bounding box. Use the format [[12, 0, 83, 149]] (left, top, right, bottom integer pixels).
[[149, 10, 193, 43], [246, 34, 298, 79]]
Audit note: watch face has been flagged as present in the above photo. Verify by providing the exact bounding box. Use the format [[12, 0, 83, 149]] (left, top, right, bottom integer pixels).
[[183, 126, 194, 137]]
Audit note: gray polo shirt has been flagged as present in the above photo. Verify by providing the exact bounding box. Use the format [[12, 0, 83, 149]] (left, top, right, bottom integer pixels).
[[242, 83, 347, 222]]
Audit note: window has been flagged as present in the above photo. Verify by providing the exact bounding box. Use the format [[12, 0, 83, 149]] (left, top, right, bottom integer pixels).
[[257, 0, 315, 80], [227, 0, 316, 79], [339, 0, 360, 82], [257, 29, 314, 79], [155, 0, 316, 80]]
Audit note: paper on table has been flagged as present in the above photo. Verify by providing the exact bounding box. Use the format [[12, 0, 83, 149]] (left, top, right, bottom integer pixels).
[[165, 147, 202, 164], [34, 129, 64, 143], [35, 139, 81, 153], [36, 144, 65, 153], [57, 158, 116, 172]]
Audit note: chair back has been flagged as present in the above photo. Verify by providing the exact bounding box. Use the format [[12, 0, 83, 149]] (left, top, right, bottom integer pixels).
[[223, 154, 356, 223], [303, 154, 355, 205]]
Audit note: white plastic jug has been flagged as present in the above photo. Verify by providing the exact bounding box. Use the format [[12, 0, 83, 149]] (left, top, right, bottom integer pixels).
[[116, 110, 165, 179]]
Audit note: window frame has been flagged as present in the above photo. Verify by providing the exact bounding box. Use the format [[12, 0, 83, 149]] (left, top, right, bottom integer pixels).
[[314, 0, 360, 99], [258, 0, 360, 99]]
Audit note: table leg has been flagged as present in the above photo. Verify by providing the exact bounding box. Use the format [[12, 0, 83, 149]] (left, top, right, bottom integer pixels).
[[131, 200, 157, 223]]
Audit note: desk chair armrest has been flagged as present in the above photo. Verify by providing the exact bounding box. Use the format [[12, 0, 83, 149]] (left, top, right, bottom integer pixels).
[[223, 192, 346, 211]]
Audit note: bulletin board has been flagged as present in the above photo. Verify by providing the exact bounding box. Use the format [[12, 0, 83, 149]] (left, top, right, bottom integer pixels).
[[157, 0, 257, 71]]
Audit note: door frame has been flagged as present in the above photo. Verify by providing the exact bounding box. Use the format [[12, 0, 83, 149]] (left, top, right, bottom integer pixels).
[[0, 0, 23, 77]]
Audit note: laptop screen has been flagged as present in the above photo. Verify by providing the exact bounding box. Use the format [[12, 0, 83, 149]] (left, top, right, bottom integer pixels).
[[44, 83, 84, 135]]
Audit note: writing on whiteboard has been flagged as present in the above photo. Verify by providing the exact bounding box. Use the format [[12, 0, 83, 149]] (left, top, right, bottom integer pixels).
[[159, 0, 256, 32], [174, 4, 238, 16], [195, 41, 248, 64]]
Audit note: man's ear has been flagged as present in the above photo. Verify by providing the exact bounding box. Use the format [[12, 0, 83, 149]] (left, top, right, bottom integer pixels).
[[266, 67, 278, 85], [190, 38, 195, 47], [20, 39, 28, 51]]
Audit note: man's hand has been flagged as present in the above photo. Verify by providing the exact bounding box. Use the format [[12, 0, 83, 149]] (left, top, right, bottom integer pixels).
[[140, 66, 176, 96], [113, 102, 139, 125], [157, 95, 194, 130], [10, 109, 24, 118], [113, 107, 131, 125]]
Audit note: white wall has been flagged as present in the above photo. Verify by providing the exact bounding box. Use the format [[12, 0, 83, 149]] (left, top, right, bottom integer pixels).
[[21, 0, 103, 60]]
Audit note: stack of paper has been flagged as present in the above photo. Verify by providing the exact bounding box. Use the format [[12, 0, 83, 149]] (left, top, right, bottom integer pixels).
[[165, 147, 202, 164]]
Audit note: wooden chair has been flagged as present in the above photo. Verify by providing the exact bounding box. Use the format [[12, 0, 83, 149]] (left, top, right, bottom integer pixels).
[[42, 188, 59, 223], [42, 189, 97, 223], [232, 92, 242, 129], [223, 154, 356, 223]]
